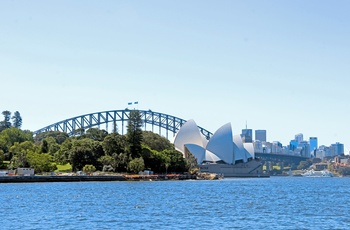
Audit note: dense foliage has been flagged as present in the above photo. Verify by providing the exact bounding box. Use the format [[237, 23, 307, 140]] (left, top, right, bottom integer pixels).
[[0, 110, 190, 174], [0, 110, 22, 132]]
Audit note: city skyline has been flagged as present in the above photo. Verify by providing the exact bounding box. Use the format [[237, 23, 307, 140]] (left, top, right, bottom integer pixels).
[[1, 1, 349, 149]]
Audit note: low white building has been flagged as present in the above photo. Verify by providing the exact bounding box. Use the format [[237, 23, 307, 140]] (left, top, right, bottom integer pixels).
[[17, 168, 35, 176]]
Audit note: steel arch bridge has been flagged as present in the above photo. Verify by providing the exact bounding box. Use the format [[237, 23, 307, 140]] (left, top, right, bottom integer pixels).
[[33, 109, 213, 139]]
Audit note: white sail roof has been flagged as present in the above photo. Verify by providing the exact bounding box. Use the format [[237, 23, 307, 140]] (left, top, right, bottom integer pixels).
[[243, 143, 254, 159], [184, 144, 206, 164], [173, 119, 205, 157], [233, 134, 247, 162], [204, 150, 221, 162], [206, 123, 234, 164], [173, 120, 255, 165]]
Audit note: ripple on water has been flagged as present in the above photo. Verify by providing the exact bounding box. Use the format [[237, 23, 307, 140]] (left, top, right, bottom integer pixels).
[[1, 178, 350, 229]]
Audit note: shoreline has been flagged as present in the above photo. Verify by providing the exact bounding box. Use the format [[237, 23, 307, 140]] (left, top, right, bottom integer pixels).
[[0, 174, 198, 183]]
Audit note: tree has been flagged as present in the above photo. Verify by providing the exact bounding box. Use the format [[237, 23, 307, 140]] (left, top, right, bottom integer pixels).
[[11, 111, 22, 128], [0, 149, 4, 169], [142, 131, 173, 152], [98, 155, 115, 171], [102, 133, 126, 156], [297, 160, 312, 170], [0, 128, 33, 153], [41, 140, 49, 153], [127, 157, 145, 173], [27, 152, 57, 173], [73, 128, 85, 137], [40, 136, 60, 155], [34, 131, 69, 145], [163, 149, 189, 173], [83, 164, 96, 175], [126, 110, 143, 158], [0, 110, 12, 132], [54, 138, 73, 164], [68, 138, 104, 171], [84, 128, 108, 141], [9, 141, 39, 169], [112, 152, 130, 172]]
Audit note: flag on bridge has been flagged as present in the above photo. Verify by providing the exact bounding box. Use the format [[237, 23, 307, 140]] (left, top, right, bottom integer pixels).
[[128, 102, 132, 105], [134, 101, 138, 104]]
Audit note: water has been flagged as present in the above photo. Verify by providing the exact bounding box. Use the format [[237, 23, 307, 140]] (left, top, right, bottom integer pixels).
[[1, 177, 350, 229]]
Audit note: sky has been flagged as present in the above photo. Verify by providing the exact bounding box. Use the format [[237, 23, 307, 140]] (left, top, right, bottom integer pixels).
[[1, 0, 349, 150]]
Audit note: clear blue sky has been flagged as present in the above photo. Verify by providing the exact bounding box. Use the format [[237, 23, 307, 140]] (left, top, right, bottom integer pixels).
[[1, 1, 349, 150]]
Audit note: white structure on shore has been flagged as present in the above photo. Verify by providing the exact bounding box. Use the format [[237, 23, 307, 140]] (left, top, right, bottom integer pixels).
[[173, 119, 255, 165]]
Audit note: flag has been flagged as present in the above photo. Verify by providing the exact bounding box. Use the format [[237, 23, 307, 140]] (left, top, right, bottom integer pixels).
[[134, 101, 138, 104], [128, 102, 132, 105]]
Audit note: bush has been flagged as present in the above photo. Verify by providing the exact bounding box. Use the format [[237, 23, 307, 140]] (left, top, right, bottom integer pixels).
[[83, 164, 96, 175]]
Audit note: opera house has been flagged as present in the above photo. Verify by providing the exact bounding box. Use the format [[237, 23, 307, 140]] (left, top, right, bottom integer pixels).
[[173, 119, 266, 177]]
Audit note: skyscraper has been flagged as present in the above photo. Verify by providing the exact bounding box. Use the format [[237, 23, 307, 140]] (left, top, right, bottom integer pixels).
[[309, 137, 318, 151], [255, 130, 266, 142], [295, 133, 303, 143], [241, 129, 253, 143], [330, 142, 344, 156]]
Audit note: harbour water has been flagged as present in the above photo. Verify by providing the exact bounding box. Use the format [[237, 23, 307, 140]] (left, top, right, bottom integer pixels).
[[1, 177, 350, 229]]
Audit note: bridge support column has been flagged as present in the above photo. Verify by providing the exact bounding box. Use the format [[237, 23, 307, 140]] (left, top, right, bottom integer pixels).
[[266, 162, 271, 172], [280, 161, 284, 172]]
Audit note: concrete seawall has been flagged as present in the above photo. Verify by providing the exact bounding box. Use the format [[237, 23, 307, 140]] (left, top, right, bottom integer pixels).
[[0, 176, 127, 183], [0, 174, 198, 183]]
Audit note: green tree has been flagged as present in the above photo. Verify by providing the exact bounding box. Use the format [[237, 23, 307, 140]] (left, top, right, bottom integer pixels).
[[98, 155, 115, 170], [54, 138, 73, 164], [9, 141, 39, 169], [83, 128, 108, 141], [297, 160, 312, 170], [142, 131, 173, 152], [337, 166, 350, 176], [68, 138, 104, 171], [141, 145, 168, 173], [83, 164, 96, 175], [0, 149, 4, 169], [0, 128, 33, 153], [163, 149, 189, 173], [40, 136, 60, 155], [11, 111, 22, 128], [41, 139, 49, 153], [127, 157, 145, 173], [112, 152, 130, 172], [73, 128, 85, 137], [27, 152, 57, 173], [126, 110, 143, 158], [102, 133, 126, 156], [0, 110, 12, 132], [34, 131, 69, 145]]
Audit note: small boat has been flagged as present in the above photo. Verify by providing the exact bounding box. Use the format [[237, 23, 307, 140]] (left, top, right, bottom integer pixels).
[[302, 169, 333, 177]]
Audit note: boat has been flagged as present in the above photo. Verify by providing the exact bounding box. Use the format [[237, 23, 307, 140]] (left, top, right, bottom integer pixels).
[[302, 169, 333, 177], [198, 159, 269, 178]]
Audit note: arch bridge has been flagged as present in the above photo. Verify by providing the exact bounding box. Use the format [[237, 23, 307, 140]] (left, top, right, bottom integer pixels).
[[34, 109, 310, 165], [33, 109, 213, 140], [255, 152, 309, 169]]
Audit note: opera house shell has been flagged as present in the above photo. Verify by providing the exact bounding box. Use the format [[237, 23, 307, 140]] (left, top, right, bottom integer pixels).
[[173, 119, 266, 177]]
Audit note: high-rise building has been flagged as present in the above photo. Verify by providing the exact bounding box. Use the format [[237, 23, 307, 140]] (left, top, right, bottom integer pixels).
[[298, 141, 311, 157], [289, 140, 298, 151], [330, 142, 344, 156], [241, 129, 252, 143], [255, 130, 266, 142], [295, 133, 303, 143], [309, 137, 318, 156]]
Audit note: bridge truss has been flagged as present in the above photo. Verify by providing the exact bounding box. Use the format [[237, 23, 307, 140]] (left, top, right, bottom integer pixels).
[[255, 152, 309, 166], [33, 109, 213, 140]]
